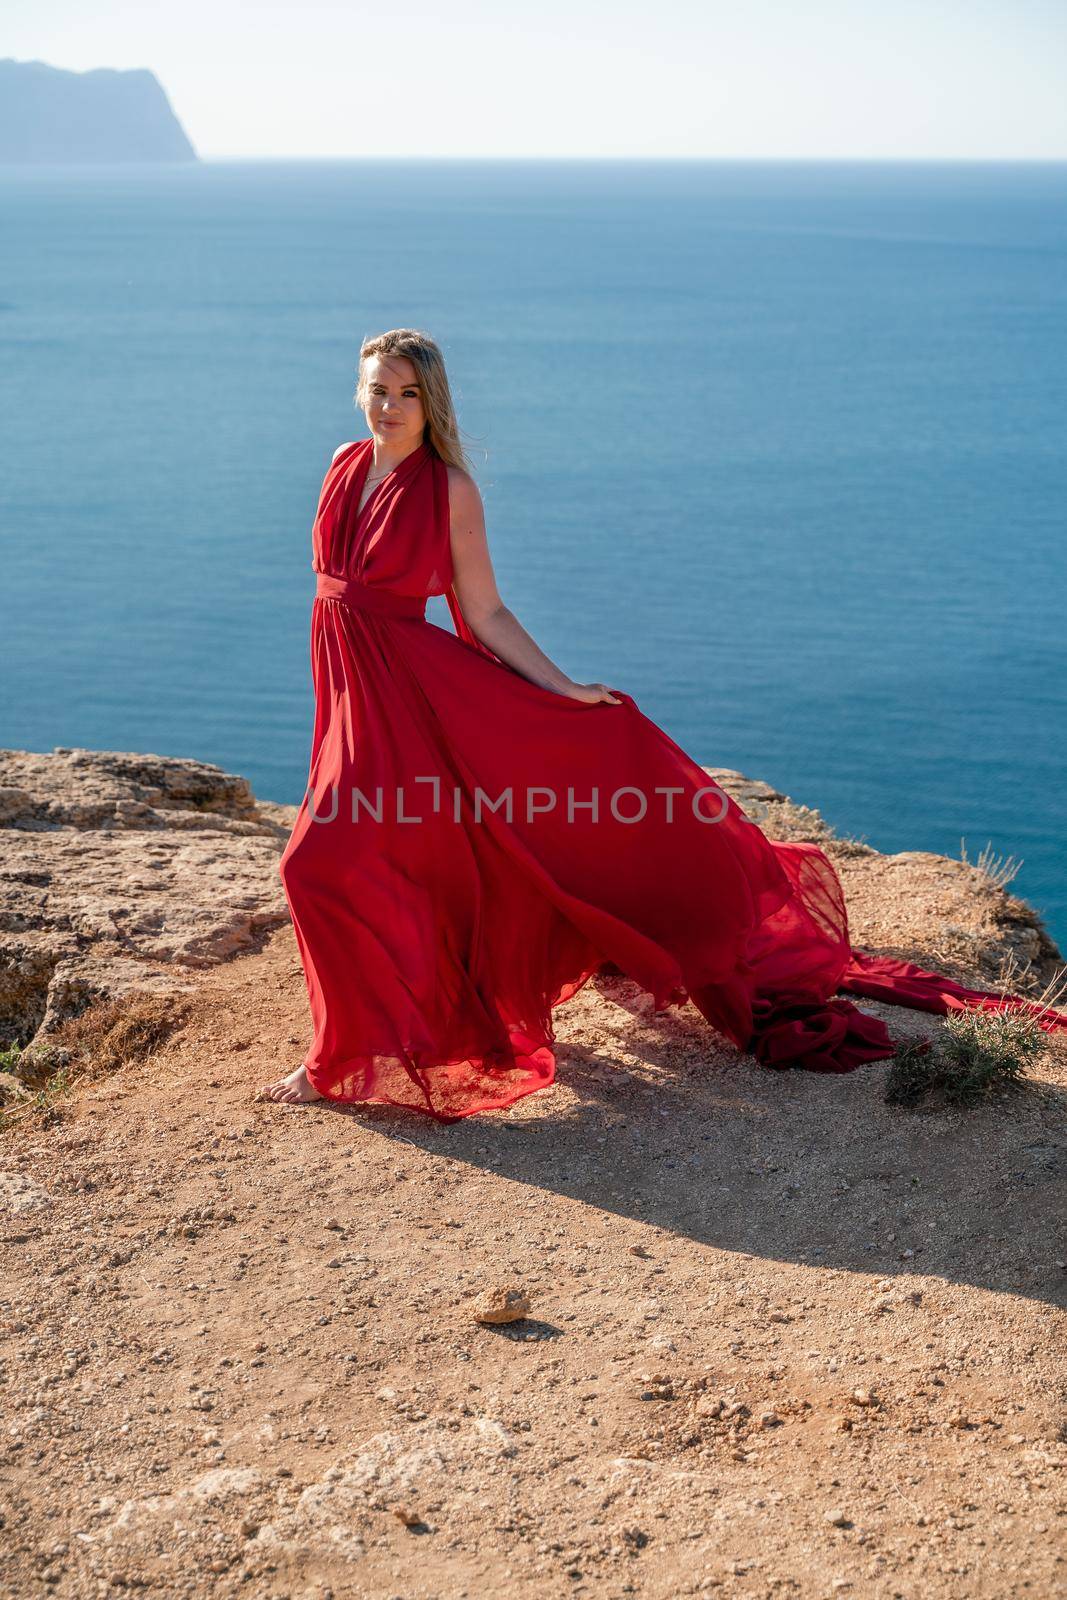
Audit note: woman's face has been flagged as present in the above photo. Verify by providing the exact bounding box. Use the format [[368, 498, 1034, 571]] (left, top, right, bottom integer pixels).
[[361, 354, 427, 450]]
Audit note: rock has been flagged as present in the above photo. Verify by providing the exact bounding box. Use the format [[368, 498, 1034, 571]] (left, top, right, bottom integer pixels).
[[0, 60, 198, 164], [471, 1286, 530, 1325], [825, 1508, 850, 1527], [0, 748, 298, 1053], [619, 1526, 648, 1551], [0, 1171, 52, 1213]]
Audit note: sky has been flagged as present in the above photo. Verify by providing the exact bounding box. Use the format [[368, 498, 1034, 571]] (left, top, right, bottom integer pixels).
[[6, 0, 1067, 160]]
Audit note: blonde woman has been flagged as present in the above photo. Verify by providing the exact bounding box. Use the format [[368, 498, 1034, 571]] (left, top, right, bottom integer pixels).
[[258, 328, 1067, 1120]]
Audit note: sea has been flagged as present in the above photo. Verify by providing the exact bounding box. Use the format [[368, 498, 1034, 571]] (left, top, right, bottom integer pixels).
[[2, 159, 1065, 949]]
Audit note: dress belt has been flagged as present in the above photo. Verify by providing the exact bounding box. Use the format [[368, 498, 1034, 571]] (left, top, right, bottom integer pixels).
[[314, 572, 427, 620]]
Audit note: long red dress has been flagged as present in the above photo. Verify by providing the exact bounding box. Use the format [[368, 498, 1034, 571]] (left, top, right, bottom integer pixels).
[[278, 435, 1067, 1122]]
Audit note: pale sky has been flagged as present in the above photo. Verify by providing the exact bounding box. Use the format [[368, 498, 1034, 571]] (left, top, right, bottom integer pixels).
[[7, 0, 1067, 160]]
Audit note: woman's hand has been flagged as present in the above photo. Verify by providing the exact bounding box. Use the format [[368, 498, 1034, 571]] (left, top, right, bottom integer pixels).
[[560, 681, 624, 706]]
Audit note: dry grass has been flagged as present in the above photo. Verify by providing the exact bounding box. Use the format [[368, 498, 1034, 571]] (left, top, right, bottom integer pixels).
[[959, 836, 1023, 892], [0, 992, 191, 1131]]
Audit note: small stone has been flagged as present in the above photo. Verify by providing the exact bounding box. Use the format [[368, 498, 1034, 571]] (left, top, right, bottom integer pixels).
[[850, 1388, 877, 1407], [758, 1410, 782, 1429], [825, 1508, 850, 1527], [472, 1286, 531, 1325], [391, 1505, 422, 1526], [324, 1217, 343, 1231], [619, 1525, 648, 1551]]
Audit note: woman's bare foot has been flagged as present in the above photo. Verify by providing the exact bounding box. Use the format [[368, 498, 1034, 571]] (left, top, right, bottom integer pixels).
[[255, 1064, 324, 1104]]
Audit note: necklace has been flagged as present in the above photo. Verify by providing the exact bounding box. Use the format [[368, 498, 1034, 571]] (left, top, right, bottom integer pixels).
[[364, 454, 401, 488], [357, 461, 393, 519], [361, 435, 424, 495]]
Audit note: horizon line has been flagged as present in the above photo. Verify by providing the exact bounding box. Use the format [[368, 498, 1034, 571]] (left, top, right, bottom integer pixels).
[[192, 152, 1067, 164]]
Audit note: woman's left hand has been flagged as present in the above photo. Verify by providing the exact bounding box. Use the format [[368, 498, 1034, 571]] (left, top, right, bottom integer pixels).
[[561, 681, 624, 706]]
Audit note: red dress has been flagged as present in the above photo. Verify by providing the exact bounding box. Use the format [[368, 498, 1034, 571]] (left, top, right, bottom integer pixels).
[[279, 436, 1067, 1122]]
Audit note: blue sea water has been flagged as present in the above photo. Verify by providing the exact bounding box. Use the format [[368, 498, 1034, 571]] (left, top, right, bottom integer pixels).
[[2, 158, 1065, 948]]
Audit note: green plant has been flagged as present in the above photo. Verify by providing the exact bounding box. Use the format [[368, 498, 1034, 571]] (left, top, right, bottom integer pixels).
[[885, 1003, 1051, 1109], [884, 1040, 939, 1107], [0, 1042, 23, 1074]]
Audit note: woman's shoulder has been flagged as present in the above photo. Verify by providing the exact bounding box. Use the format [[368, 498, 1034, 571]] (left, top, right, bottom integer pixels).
[[444, 461, 481, 500], [444, 462, 486, 542], [331, 439, 365, 464]]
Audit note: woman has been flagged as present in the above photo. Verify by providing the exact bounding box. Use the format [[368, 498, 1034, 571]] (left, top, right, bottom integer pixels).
[[257, 328, 1066, 1120]]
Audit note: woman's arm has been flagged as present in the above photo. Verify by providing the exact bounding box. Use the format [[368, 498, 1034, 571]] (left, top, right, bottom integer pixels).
[[447, 467, 621, 705]]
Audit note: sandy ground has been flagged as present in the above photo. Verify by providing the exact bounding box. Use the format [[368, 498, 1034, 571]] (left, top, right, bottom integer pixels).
[[1, 921, 1065, 1600]]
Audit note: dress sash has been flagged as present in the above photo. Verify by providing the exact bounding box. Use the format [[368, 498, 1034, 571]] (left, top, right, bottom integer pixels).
[[315, 571, 427, 620]]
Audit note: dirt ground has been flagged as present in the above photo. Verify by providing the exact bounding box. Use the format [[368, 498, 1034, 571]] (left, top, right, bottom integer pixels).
[[1, 920, 1066, 1600]]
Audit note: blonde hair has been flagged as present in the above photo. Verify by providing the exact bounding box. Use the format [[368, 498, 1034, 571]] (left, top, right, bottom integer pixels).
[[354, 328, 478, 474]]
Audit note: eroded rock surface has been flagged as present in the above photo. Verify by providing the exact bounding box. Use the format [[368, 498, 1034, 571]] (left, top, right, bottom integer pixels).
[[0, 748, 298, 1050]]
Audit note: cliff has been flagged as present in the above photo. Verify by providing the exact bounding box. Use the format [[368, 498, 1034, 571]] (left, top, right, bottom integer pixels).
[[0, 58, 197, 164], [1, 747, 1064, 1599], [0, 745, 1060, 1059]]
